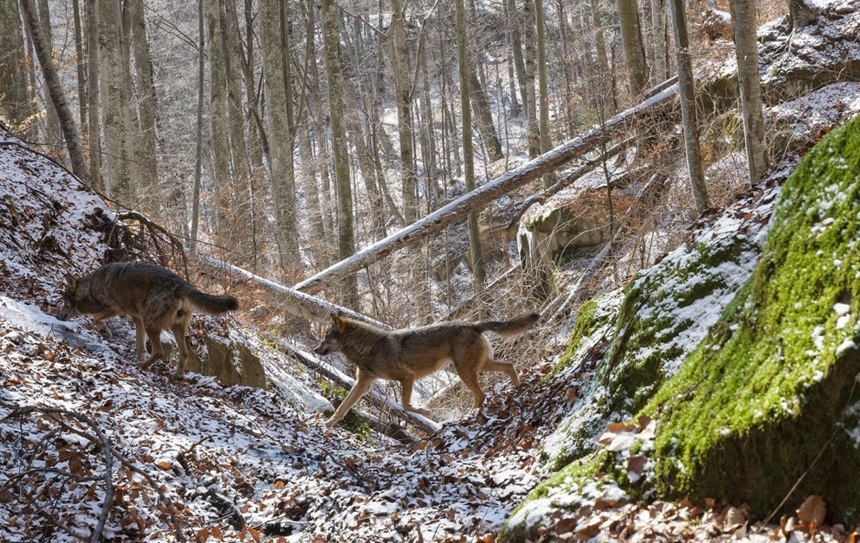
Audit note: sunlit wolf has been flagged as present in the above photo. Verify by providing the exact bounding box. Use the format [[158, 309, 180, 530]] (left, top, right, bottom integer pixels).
[[314, 312, 541, 427], [57, 262, 239, 379]]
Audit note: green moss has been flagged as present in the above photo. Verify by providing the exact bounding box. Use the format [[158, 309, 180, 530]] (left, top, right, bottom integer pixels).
[[645, 115, 860, 522], [545, 300, 602, 380]]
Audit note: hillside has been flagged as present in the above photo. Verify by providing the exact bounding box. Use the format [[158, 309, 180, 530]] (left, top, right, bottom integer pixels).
[[2, 1, 860, 542]]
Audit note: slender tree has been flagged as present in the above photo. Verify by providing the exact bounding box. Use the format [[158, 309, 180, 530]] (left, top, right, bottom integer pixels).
[[456, 0, 486, 298], [190, 0, 205, 257], [730, 0, 768, 183], [99, 0, 132, 203], [617, 0, 650, 96], [536, 0, 552, 185], [322, 0, 358, 307], [389, 0, 418, 223], [668, 0, 709, 213], [261, 0, 300, 276], [85, 0, 102, 191], [128, 0, 159, 215], [523, 0, 540, 158], [21, 0, 87, 178], [72, 0, 87, 142], [0, 0, 35, 138]]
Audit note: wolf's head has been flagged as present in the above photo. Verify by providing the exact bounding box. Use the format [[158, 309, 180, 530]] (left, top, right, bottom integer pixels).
[[313, 313, 348, 355], [56, 274, 81, 321]]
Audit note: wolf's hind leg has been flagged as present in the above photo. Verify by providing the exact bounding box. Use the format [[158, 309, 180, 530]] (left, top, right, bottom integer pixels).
[[139, 326, 165, 370], [133, 317, 146, 363], [171, 323, 190, 379], [482, 359, 520, 386], [399, 377, 432, 417], [454, 364, 486, 409]]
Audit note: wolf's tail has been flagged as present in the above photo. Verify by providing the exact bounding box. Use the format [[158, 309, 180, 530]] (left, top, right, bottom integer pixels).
[[476, 312, 541, 336], [187, 289, 239, 314]]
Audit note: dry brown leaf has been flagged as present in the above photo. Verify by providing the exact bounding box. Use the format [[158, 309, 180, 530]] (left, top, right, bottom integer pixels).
[[197, 527, 210, 542], [797, 495, 826, 526], [155, 460, 173, 470], [627, 455, 647, 477]]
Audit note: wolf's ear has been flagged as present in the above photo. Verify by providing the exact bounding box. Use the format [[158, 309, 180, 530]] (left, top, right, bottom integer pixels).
[[331, 312, 347, 333], [64, 274, 78, 291]]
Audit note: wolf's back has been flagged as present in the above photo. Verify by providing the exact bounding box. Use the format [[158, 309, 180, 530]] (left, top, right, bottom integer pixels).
[[475, 312, 540, 336], [186, 289, 239, 314]]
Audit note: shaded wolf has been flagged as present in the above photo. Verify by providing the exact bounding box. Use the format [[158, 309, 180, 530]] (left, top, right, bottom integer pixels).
[[57, 262, 239, 379], [314, 312, 540, 427]]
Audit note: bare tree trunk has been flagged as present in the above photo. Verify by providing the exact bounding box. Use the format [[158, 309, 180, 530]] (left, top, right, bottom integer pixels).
[[72, 0, 87, 144], [190, 0, 205, 257], [0, 0, 36, 139], [85, 0, 103, 191], [207, 0, 233, 241], [536, 0, 552, 187], [730, 0, 768, 183], [523, 0, 540, 158], [651, 0, 669, 83], [468, 65, 504, 162], [128, 0, 159, 215], [261, 0, 300, 277], [503, 0, 521, 115], [617, 0, 650, 96], [225, 0, 249, 182], [668, 0, 709, 213], [36, 0, 60, 146], [456, 0, 486, 302], [99, 0, 132, 203], [555, 0, 576, 137], [389, 0, 418, 224], [322, 0, 358, 308], [303, 2, 335, 260], [21, 0, 87, 179], [507, 0, 528, 111]]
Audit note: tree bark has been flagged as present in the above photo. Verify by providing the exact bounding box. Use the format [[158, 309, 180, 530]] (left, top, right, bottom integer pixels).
[[536, 0, 553, 187], [730, 0, 769, 183], [456, 0, 486, 300], [99, 0, 132, 203], [507, 0, 528, 111], [651, 0, 669, 83], [85, 0, 103, 191], [617, 0, 650, 96], [295, 83, 681, 294], [322, 0, 358, 308], [190, 0, 206, 256], [668, 0, 709, 213], [389, 0, 418, 223], [0, 0, 36, 139], [523, 0, 540, 158], [72, 0, 87, 144], [21, 0, 87, 179], [207, 0, 233, 239], [128, 0, 159, 215], [261, 0, 301, 277]]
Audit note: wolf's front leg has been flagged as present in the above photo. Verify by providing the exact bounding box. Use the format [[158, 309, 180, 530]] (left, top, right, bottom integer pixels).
[[326, 370, 376, 427]]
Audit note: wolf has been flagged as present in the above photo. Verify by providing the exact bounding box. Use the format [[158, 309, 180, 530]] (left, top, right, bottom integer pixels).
[[57, 262, 239, 379], [314, 311, 540, 427]]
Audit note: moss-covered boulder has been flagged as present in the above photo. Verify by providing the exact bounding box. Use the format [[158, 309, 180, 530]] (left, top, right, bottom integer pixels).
[[645, 114, 860, 521], [542, 199, 769, 471]]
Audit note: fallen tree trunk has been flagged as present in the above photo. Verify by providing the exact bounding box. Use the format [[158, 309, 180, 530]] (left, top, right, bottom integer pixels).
[[295, 82, 680, 295], [193, 253, 389, 328]]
